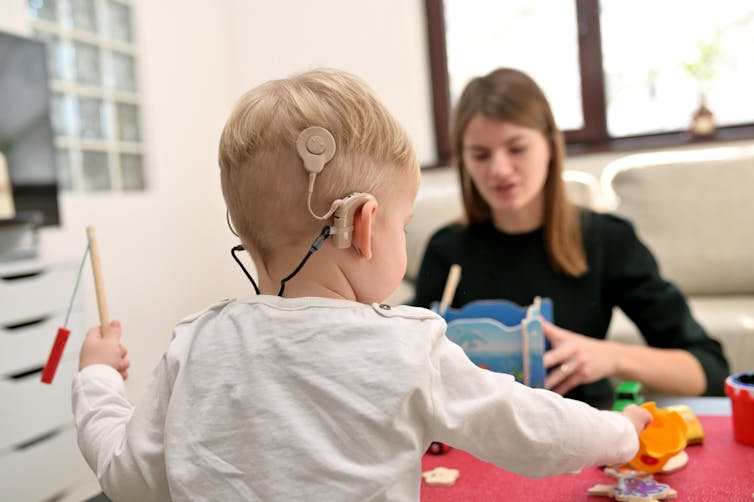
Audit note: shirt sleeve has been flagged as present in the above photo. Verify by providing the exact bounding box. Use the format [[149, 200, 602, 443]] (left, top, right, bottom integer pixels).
[[72, 360, 171, 502], [427, 335, 639, 478], [601, 215, 730, 395]]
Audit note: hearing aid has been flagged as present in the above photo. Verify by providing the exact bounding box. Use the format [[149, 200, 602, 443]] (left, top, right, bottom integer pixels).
[[231, 126, 378, 296], [296, 126, 377, 249], [330, 192, 376, 249], [296, 126, 336, 174]]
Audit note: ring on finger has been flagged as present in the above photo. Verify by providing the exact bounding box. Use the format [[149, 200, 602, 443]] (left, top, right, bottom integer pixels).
[[559, 363, 570, 375]]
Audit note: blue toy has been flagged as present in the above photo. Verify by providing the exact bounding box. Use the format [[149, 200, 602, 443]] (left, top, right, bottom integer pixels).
[[432, 297, 553, 387]]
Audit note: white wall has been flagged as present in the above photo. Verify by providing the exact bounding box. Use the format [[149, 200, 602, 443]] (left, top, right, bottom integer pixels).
[[224, 0, 435, 162], [1, 0, 435, 398]]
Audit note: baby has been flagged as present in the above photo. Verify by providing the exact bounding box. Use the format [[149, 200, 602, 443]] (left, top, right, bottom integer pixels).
[[73, 68, 650, 501]]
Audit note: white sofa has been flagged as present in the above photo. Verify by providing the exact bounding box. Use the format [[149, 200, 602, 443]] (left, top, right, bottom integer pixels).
[[385, 144, 754, 375], [601, 144, 754, 374]]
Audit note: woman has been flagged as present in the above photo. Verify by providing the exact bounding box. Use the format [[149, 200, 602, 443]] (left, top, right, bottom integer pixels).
[[413, 68, 729, 406]]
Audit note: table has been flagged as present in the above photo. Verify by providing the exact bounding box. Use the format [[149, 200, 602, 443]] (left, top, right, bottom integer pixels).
[[421, 398, 753, 501]]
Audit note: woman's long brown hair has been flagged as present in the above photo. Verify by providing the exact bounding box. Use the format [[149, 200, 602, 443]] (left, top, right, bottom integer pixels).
[[452, 68, 587, 277]]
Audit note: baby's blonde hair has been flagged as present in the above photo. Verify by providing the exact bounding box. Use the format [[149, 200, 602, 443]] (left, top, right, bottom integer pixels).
[[219, 68, 419, 259]]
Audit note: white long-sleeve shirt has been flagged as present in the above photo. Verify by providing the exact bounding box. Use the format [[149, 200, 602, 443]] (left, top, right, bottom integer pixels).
[[73, 295, 638, 501]]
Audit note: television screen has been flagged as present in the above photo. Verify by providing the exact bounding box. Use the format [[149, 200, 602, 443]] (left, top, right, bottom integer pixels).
[[0, 31, 60, 227]]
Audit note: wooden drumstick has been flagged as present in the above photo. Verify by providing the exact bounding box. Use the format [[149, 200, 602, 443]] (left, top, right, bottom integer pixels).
[[438, 264, 461, 315], [86, 226, 109, 330]]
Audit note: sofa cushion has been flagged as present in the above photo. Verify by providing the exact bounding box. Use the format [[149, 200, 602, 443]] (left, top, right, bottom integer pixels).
[[604, 146, 754, 295]]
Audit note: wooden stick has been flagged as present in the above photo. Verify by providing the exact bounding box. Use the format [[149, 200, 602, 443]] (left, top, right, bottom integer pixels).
[[438, 264, 461, 315], [86, 226, 109, 331]]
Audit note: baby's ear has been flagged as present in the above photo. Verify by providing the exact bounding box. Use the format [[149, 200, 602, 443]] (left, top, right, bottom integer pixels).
[[352, 199, 378, 260]]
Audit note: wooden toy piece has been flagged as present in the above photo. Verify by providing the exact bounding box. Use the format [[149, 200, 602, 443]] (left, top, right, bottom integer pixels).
[[629, 402, 687, 473], [438, 264, 461, 315], [588, 476, 677, 501], [664, 404, 704, 444], [422, 466, 460, 487], [87, 225, 110, 331], [603, 464, 652, 480], [659, 450, 688, 474], [603, 449, 688, 482]]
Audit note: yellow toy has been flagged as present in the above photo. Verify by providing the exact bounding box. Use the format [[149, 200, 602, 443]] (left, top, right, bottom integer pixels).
[[664, 404, 704, 444], [628, 402, 687, 473]]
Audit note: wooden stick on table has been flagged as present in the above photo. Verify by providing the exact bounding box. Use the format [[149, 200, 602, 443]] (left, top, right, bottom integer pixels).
[[438, 264, 461, 316], [86, 225, 109, 331]]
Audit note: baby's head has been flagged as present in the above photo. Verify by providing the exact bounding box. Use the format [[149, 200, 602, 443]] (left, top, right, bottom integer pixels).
[[219, 68, 419, 300]]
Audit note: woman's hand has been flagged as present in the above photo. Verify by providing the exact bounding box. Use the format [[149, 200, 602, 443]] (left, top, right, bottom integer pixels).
[[79, 320, 130, 380], [542, 321, 618, 395]]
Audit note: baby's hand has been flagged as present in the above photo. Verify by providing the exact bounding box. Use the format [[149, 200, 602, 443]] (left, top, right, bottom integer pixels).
[[620, 404, 652, 435], [79, 320, 130, 380]]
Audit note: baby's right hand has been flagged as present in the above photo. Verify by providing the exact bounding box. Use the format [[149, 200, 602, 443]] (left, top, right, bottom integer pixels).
[[79, 320, 130, 380], [620, 404, 652, 435]]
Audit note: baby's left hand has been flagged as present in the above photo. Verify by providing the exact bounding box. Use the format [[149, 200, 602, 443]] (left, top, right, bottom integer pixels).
[[79, 320, 130, 380]]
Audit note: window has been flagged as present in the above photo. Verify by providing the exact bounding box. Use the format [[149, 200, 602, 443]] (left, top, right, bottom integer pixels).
[[27, 0, 146, 191], [444, 1, 583, 131], [426, 0, 754, 164]]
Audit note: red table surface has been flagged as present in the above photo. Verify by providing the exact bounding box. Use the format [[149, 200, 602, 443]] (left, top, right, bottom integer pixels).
[[421, 416, 754, 501]]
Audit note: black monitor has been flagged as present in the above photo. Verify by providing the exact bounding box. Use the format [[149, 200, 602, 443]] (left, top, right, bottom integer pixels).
[[0, 31, 60, 227]]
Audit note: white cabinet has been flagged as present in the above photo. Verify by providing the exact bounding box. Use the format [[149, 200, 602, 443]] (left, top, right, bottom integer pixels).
[[0, 258, 99, 501]]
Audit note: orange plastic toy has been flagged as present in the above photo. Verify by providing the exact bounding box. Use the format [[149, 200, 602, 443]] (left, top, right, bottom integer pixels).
[[628, 402, 688, 473]]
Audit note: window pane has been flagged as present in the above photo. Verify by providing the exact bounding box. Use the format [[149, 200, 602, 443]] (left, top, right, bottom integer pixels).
[[112, 51, 136, 91], [56, 149, 72, 190], [50, 93, 67, 135], [70, 0, 98, 32], [444, 0, 582, 130], [27, 0, 58, 22], [107, 1, 133, 42], [81, 151, 110, 190], [120, 153, 145, 190], [73, 41, 102, 85], [33, 30, 63, 79], [76, 97, 105, 138], [601, 0, 754, 136], [116, 103, 140, 141]]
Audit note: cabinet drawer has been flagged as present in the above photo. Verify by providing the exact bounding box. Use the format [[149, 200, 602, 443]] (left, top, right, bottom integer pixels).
[[0, 310, 84, 377], [0, 263, 78, 326], [0, 357, 78, 451], [0, 426, 96, 502]]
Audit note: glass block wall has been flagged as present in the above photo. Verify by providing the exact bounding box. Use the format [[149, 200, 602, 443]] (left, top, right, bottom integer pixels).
[[27, 0, 146, 191]]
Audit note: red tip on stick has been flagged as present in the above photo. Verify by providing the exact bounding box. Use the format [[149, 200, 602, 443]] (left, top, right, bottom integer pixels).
[[41, 327, 71, 384], [40, 225, 108, 384]]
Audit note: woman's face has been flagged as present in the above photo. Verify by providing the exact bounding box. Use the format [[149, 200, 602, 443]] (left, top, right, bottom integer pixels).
[[462, 113, 551, 232]]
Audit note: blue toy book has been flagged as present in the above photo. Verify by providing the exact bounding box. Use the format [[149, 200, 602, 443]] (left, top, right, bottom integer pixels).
[[432, 297, 553, 388]]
